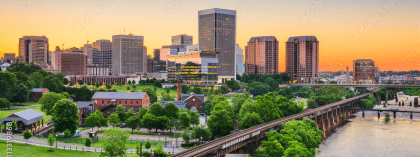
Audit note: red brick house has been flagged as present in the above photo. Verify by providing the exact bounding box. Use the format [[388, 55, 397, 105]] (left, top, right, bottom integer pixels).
[[182, 93, 205, 113], [30, 88, 50, 102], [76, 101, 95, 124], [91, 92, 150, 118]]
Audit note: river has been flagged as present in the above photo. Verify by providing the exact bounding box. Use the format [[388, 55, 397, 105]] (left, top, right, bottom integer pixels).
[[318, 102, 420, 157]]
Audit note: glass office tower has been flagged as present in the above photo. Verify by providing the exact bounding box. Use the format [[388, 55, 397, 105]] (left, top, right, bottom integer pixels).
[[198, 8, 236, 82]]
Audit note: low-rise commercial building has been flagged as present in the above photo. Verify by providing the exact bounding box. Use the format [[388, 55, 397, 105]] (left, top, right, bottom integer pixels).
[[91, 92, 150, 118]]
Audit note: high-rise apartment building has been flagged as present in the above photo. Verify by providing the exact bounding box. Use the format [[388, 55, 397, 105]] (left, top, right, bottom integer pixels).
[[235, 45, 244, 75], [112, 34, 144, 75], [172, 34, 193, 45], [245, 36, 279, 75], [353, 59, 378, 84], [83, 44, 93, 65], [198, 8, 236, 81], [286, 36, 319, 83], [18, 36, 49, 64]]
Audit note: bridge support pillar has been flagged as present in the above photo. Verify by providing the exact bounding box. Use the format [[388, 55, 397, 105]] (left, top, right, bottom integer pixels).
[[393, 111, 396, 119], [415, 97, 419, 108], [410, 112, 413, 120], [377, 111, 380, 120]]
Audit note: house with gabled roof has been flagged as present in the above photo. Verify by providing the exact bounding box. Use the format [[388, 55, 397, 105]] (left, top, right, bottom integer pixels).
[[91, 92, 150, 117]]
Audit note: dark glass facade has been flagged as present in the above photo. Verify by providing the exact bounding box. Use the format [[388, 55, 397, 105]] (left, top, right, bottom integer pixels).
[[199, 9, 236, 78]]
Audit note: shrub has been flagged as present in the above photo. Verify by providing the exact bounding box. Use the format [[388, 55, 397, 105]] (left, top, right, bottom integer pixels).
[[181, 142, 200, 147], [384, 113, 390, 123], [142, 151, 151, 156], [84, 138, 92, 147], [341, 114, 346, 120], [145, 141, 151, 149]]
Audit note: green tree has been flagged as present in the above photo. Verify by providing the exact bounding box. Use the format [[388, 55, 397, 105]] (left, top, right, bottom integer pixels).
[[247, 82, 270, 96], [191, 125, 212, 141], [145, 141, 152, 149], [142, 114, 156, 133], [156, 116, 170, 132], [6, 62, 34, 75], [135, 143, 142, 157], [0, 71, 17, 99], [39, 92, 66, 116], [142, 88, 158, 103], [307, 98, 318, 109], [138, 107, 148, 119], [84, 138, 92, 147], [207, 109, 235, 138], [154, 144, 170, 157], [179, 112, 191, 128], [42, 75, 63, 93], [125, 108, 136, 119], [163, 102, 179, 120], [238, 99, 256, 120], [115, 105, 126, 123], [9, 84, 30, 105], [225, 80, 240, 91], [265, 77, 279, 92], [23, 129, 32, 144], [108, 113, 120, 129], [125, 116, 140, 133], [148, 102, 164, 117], [128, 80, 132, 85], [47, 134, 56, 151], [192, 87, 203, 94], [55, 73, 64, 82], [203, 100, 214, 115], [253, 92, 285, 122], [239, 112, 264, 129], [0, 98, 11, 109], [63, 129, 71, 142], [162, 93, 175, 101], [255, 132, 285, 157], [84, 111, 101, 131], [169, 119, 181, 135], [279, 72, 291, 83], [52, 99, 79, 134], [189, 111, 200, 127], [99, 128, 130, 157], [181, 129, 191, 143]]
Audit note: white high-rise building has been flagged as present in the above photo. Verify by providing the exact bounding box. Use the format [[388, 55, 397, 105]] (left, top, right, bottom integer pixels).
[[112, 34, 145, 75]]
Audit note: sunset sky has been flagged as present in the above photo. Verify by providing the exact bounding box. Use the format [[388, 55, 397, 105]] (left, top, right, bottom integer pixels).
[[0, 0, 419, 71]]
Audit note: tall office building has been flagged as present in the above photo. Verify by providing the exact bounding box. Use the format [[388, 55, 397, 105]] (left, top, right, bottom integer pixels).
[[18, 36, 49, 64], [235, 45, 244, 75], [83, 44, 93, 65], [112, 34, 144, 75], [172, 34, 193, 45], [93, 40, 112, 72], [353, 59, 378, 84], [245, 36, 279, 75], [286, 36, 319, 83], [198, 8, 236, 81], [57, 53, 86, 75]]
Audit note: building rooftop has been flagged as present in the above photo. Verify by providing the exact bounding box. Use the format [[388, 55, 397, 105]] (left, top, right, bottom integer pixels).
[[182, 93, 204, 102], [92, 92, 147, 100], [287, 36, 318, 42], [249, 36, 277, 42], [354, 59, 374, 63], [31, 88, 46, 92], [161, 101, 188, 110], [0, 109, 44, 125], [76, 101, 94, 108], [198, 8, 236, 16]]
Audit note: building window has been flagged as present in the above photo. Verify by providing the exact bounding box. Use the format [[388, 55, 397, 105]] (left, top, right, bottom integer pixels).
[[136, 101, 139, 105], [113, 109, 115, 113], [137, 108, 139, 112], [102, 100, 104, 104], [119, 101, 121, 105], [125, 101, 127, 105], [107, 100, 110, 104], [131, 101, 133, 105], [95, 100, 97, 104]]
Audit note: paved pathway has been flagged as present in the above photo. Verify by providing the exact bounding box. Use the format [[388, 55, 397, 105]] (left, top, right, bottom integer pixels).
[[0, 133, 185, 154]]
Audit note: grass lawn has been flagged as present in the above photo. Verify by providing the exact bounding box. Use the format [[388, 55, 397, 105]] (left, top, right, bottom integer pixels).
[[0, 140, 139, 157], [238, 82, 248, 86], [223, 94, 237, 99], [26, 135, 166, 149], [95, 130, 182, 138]]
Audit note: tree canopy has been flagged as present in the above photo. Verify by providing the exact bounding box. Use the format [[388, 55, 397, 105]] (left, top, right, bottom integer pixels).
[[52, 99, 79, 134]]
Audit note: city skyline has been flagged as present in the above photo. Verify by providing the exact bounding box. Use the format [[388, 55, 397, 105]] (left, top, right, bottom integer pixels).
[[1, 0, 419, 71]]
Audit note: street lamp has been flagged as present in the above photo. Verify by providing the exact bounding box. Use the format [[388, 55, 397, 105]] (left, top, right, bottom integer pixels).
[[55, 134, 58, 148], [172, 141, 175, 155]]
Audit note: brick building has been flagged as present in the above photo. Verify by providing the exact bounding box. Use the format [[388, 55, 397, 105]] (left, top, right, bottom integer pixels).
[[91, 92, 150, 118], [57, 53, 86, 75], [353, 59, 378, 84], [76, 101, 95, 124], [245, 36, 279, 75], [30, 88, 50, 102]]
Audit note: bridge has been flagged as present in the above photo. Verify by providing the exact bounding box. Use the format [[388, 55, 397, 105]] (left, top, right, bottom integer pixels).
[[288, 83, 420, 102], [172, 89, 378, 157]]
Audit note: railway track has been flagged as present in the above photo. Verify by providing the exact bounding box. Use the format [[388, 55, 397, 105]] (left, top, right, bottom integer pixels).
[[172, 90, 377, 157]]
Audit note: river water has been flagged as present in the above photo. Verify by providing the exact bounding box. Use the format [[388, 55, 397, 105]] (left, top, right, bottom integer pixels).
[[318, 103, 420, 157]]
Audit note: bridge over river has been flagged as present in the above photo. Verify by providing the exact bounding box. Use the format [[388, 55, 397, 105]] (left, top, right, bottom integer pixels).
[[172, 89, 380, 157]]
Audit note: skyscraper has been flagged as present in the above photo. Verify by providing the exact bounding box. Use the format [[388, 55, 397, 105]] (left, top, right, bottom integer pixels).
[[198, 8, 236, 81], [353, 59, 378, 84], [172, 34, 193, 45], [92, 39, 112, 74], [235, 45, 244, 75], [286, 36, 319, 83], [245, 36, 279, 75], [112, 34, 144, 75], [18, 36, 49, 64]]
